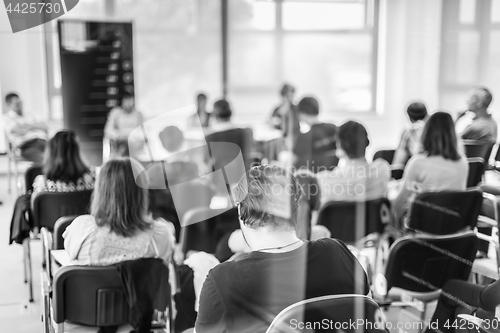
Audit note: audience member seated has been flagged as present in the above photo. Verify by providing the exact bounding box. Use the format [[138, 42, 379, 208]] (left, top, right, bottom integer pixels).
[[147, 126, 208, 240], [393, 102, 428, 167], [392, 111, 469, 223], [293, 97, 337, 172], [33, 130, 95, 193], [426, 279, 500, 333], [3, 92, 48, 164], [205, 99, 254, 171], [104, 92, 144, 158], [456, 87, 497, 143], [188, 93, 211, 129], [195, 165, 369, 333], [270, 83, 296, 131], [64, 158, 176, 265], [317, 121, 391, 204]]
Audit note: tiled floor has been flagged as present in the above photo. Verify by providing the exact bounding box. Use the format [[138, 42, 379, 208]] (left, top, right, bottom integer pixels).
[[0, 162, 44, 332]]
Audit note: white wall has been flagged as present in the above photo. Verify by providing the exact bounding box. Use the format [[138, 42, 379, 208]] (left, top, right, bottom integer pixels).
[[356, 0, 443, 157], [0, 9, 49, 119]]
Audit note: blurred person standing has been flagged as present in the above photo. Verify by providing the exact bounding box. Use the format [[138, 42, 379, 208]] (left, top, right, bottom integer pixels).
[[104, 92, 144, 158]]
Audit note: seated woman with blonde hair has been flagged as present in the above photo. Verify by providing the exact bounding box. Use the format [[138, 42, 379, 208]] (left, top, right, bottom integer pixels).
[[63, 157, 176, 265]]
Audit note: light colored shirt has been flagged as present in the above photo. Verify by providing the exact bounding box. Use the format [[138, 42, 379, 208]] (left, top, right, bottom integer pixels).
[[391, 154, 469, 220], [316, 158, 391, 205], [458, 112, 498, 143], [3, 110, 47, 147], [393, 120, 425, 166], [63, 215, 175, 266], [104, 107, 144, 140]]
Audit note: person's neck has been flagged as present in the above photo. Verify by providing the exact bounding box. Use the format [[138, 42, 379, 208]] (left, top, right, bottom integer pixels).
[[344, 156, 367, 163], [473, 108, 489, 118], [244, 228, 301, 252], [302, 116, 321, 126]]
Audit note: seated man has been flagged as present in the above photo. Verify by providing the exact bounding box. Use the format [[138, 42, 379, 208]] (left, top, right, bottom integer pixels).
[[294, 96, 338, 172], [3, 92, 48, 164], [456, 87, 497, 143], [270, 83, 296, 132], [195, 165, 369, 333], [392, 102, 428, 167], [317, 121, 391, 204], [205, 99, 253, 171]]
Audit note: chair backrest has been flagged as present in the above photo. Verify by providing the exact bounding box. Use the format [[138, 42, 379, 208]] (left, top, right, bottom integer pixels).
[[53, 216, 77, 250], [24, 165, 43, 193], [384, 231, 478, 293], [52, 258, 170, 327], [53, 265, 128, 326], [317, 199, 391, 243], [31, 190, 93, 230], [181, 207, 240, 255], [373, 150, 395, 165], [266, 294, 386, 333], [467, 157, 486, 188], [407, 190, 482, 235], [206, 127, 254, 170], [464, 141, 494, 161], [294, 169, 321, 240]]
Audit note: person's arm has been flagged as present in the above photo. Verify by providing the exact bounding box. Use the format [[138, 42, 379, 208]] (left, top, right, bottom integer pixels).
[[391, 157, 420, 222], [195, 273, 228, 333], [152, 218, 176, 263], [104, 109, 119, 139], [392, 131, 410, 167]]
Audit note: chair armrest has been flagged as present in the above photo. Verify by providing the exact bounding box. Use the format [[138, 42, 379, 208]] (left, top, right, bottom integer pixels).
[[40, 228, 53, 281], [478, 215, 498, 228]]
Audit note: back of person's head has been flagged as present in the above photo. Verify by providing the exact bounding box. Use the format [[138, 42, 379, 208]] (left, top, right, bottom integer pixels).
[[44, 130, 89, 183], [407, 102, 428, 122], [338, 121, 369, 159], [297, 97, 320, 116], [159, 126, 184, 152], [280, 84, 295, 97], [120, 91, 134, 109], [421, 111, 461, 161], [233, 165, 302, 232], [91, 158, 150, 237], [213, 99, 232, 121], [470, 87, 493, 109], [5, 92, 19, 105], [197, 93, 207, 102]]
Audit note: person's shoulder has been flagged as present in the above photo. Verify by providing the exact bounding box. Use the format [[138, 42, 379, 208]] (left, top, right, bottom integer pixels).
[[371, 159, 391, 176], [73, 214, 96, 226], [309, 237, 344, 250]]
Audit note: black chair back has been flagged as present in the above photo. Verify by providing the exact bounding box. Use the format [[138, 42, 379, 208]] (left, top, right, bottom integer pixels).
[[373, 150, 395, 165], [294, 170, 321, 240], [181, 207, 240, 255], [467, 157, 486, 188], [407, 190, 482, 235], [53, 216, 77, 250], [53, 265, 128, 326], [464, 141, 494, 161], [52, 258, 170, 328], [317, 199, 391, 243], [24, 165, 43, 193], [206, 127, 254, 171], [266, 294, 386, 333], [384, 232, 478, 293], [31, 190, 93, 230]]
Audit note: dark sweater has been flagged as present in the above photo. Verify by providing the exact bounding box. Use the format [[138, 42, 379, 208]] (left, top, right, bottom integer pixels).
[[195, 238, 369, 333]]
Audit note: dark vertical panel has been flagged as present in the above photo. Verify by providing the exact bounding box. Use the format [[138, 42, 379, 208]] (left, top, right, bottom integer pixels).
[[58, 20, 134, 166]]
